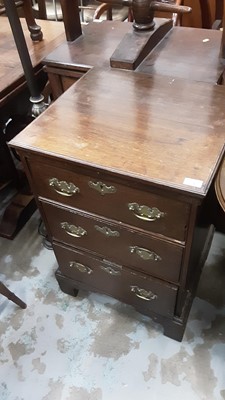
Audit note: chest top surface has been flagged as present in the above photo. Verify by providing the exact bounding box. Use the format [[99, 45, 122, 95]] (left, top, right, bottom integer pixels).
[[11, 66, 225, 197]]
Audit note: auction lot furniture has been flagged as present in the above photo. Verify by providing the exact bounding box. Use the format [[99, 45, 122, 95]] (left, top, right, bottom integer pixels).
[[10, 8, 225, 340]]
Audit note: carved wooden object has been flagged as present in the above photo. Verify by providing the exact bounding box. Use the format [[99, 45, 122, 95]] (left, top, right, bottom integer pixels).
[[108, 0, 191, 69]]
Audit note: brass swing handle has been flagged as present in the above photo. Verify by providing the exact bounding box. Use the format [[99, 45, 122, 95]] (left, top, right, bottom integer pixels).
[[69, 261, 121, 276], [69, 261, 93, 274], [60, 222, 87, 237], [130, 286, 158, 301], [128, 202, 165, 221], [129, 246, 161, 261], [49, 177, 80, 197]]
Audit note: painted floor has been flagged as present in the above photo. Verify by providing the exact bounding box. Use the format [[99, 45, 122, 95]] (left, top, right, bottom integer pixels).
[[0, 211, 225, 400]]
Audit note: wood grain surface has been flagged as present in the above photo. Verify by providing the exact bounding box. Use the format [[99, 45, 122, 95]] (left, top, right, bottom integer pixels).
[[11, 66, 225, 197]]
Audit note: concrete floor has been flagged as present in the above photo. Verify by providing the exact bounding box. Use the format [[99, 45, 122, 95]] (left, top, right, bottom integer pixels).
[[0, 210, 225, 400]]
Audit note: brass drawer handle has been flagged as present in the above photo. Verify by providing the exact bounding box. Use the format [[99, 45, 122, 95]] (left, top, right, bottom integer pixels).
[[129, 246, 162, 261], [128, 203, 165, 221], [69, 261, 93, 274], [100, 265, 121, 276], [88, 180, 116, 195], [95, 225, 120, 237], [130, 286, 158, 301], [49, 177, 80, 197], [60, 222, 87, 237]]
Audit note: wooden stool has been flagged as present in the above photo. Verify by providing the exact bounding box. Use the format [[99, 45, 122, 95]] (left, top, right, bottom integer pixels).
[[0, 281, 27, 309], [215, 158, 225, 213]]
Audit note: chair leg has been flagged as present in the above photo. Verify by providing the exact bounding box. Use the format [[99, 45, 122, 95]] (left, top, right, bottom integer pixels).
[[36, 0, 48, 19], [4, 0, 43, 42], [22, 0, 43, 41], [199, 0, 211, 28], [0, 282, 27, 309], [60, 0, 82, 42]]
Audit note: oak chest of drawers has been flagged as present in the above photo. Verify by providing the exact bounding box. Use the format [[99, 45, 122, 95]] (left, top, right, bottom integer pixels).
[[29, 154, 186, 320], [10, 54, 225, 340]]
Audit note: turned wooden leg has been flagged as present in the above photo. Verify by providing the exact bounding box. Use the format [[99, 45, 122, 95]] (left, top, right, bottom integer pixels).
[[22, 0, 43, 41], [4, 0, 43, 42], [0, 282, 27, 309]]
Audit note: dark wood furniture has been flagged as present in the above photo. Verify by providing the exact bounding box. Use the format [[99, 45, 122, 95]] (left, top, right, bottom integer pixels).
[[0, 281, 26, 309], [44, 21, 132, 99], [0, 17, 65, 239], [10, 18, 225, 340], [0, 0, 43, 41], [0, 17, 65, 115], [44, 20, 225, 100], [181, 0, 224, 29]]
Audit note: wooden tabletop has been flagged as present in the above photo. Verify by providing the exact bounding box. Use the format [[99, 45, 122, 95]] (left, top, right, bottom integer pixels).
[[0, 16, 65, 105], [43, 21, 132, 72], [44, 21, 225, 85], [138, 26, 225, 84], [11, 65, 225, 198]]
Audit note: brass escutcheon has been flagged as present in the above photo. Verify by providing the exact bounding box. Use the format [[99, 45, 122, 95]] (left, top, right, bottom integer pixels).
[[88, 180, 116, 195], [100, 265, 121, 276], [95, 225, 120, 237]]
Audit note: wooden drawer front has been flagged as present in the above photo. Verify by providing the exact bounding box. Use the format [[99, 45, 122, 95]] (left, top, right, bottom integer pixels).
[[53, 243, 178, 318], [42, 201, 183, 283], [29, 160, 189, 241]]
